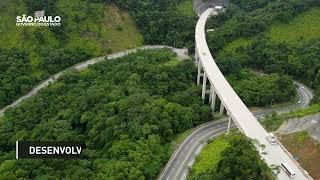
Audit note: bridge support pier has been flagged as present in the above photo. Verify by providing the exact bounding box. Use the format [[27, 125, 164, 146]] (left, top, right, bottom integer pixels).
[[209, 85, 213, 103], [219, 102, 225, 115], [201, 73, 207, 100], [227, 116, 232, 134], [197, 62, 202, 85], [195, 48, 199, 62], [210, 86, 216, 112]]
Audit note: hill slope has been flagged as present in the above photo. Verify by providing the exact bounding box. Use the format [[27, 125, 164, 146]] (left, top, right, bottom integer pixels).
[[0, 0, 143, 108], [268, 7, 320, 44], [210, 1, 320, 101], [219, 7, 320, 57], [0, 49, 212, 179]]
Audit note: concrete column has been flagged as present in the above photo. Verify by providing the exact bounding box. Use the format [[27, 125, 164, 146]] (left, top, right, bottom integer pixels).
[[197, 62, 202, 85], [211, 88, 216, 111], [219, 102, 224, 115], [209, 83, 214, 103], [195, 48, 199, 61], [201, 73, 207, 100], [227, 116, 232, 134]]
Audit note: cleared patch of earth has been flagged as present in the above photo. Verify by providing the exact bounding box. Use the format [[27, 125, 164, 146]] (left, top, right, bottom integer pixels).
[[173, 48, 189, 60], [279, 132, 320, 180], [277, 112, 320, 142]]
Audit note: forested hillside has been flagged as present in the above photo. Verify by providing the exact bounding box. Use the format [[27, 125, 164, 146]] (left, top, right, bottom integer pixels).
[[189, 133, 274, 180], [111, 0, 196, 48], [0, 0, 196, 110], [215, 56, 296, 107], [0, 49, 212, 179], [207, 0, 319, 52], [228, 70, 295, 107], [0, 0, 143, 109], [208, 0, 320, 101]]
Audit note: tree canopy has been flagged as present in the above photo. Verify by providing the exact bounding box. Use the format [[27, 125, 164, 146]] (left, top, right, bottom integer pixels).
[[0, 49, 212, 179], [228, 70, 296, 107], [0, 48, 36, 108], [207, 0, 319, 52], [189, 133, 274, 180], [111, 0, 197, 48]]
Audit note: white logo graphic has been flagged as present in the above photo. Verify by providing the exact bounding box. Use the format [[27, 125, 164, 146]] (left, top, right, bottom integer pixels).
[[16, 10, 61, 27]]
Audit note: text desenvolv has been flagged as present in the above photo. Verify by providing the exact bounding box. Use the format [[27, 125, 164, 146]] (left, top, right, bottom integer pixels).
[[29, 146, 82, 155]]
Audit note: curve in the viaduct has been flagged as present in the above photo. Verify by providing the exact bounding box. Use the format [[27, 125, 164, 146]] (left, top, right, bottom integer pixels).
[[194, 8, 311, 180], [158, 81, 313, 180], [0, 7, 313, 180]]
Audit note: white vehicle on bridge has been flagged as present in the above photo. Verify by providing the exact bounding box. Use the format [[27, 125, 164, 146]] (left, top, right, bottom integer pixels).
[[281, 163, 296, 178], [192, 8, 309, 180], [266, 133, 277, 145]]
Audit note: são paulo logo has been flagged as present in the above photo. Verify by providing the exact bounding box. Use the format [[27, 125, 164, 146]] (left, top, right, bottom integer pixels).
[[16, 11, 61, 27]]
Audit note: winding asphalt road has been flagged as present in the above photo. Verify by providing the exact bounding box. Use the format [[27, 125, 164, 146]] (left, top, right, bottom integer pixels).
[[159, 82, 313, 180], [1, 2, 315, 178], [1, 41, 313, 180], [0, 45, 188, 116]]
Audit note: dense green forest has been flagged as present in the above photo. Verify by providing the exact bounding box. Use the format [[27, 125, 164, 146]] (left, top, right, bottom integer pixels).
[[0, 49, 213, 179], [216, 56, 296, 107], [227, 70, 295, 107], [0, 0, 143, 109], [0, 49, 35, 108], [111, 0, 196, 48], [22, 0, 196, 48], [0, 0, 196, 109], [0, 47, 92, 108], [245, 38, 320, 101], [0, 48, 294, 179], [189, 133, 274, 180], [208, 0, 320, 101], [207, 0, 320, 52]]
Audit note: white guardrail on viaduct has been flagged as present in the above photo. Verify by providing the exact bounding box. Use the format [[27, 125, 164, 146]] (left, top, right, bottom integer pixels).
[[195, 8, 312, 180]]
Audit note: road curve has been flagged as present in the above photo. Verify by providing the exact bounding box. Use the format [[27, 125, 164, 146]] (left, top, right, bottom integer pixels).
[[160, 8, 312, 180], [159, 82, 313, 180], [0, 45, 188, 117], [253, 81, 313, 118], [196, 8, 311, 180]]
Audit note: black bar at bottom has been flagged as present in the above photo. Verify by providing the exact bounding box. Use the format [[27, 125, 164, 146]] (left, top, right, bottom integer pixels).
[[16, 141, 85, 159]]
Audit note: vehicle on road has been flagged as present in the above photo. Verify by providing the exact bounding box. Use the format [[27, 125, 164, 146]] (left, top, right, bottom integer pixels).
[[266, 133, 277, 145], [298, 100, 301, 104], [214, 6, 225, 13], [281, 163, 296, 178]]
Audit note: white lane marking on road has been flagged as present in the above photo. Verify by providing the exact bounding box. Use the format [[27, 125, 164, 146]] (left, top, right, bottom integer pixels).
[[160, 120, 229, 178], [172, 126, 227, 180]]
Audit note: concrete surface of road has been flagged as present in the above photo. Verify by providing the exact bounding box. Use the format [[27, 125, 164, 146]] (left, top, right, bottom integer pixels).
[[159, 82, 313, 180], [188, 8, 310, 180], [0, 46, 188, 116], [0, 3, 314, 179]]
